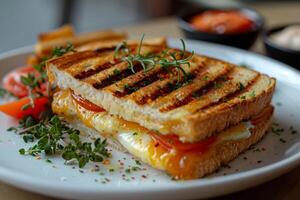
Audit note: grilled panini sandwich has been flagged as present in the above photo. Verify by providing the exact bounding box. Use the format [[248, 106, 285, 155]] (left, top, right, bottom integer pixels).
[[47, 37, 275, 179]]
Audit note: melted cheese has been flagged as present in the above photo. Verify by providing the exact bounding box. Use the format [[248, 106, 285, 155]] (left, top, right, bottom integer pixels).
[[219, 122, 253, 142], [52, 90, 253, 179]]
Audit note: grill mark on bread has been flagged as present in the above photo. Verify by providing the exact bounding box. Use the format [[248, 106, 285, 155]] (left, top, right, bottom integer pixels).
[[65, 47, 137, 79], [74, 61, 118, 80], [176, 67, 259, 113], [159, 76, 229, 112], [109, 67, 169, 97], [127, 62, 202, 105], [95, 46, 118, 54], [52, 51, 100, 69], [79, 46, 166, 89], [132, 80, 180, 105], [107, 49, 189, 97], [64, 52, 117, 77], [216, 74, 261, 102], [152, 63, 233, 111], [92, 63, 143, 89]]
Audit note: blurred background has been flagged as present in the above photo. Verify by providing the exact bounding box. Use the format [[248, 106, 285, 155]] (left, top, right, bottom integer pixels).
[[0, 0, 299, 52]]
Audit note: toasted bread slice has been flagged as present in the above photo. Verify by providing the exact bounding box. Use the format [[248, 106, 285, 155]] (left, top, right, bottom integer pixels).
[[76, 37, 167, 52], [38, 24, 75, 42], [35, 29, 127, 57], [47, 39, 275, 142], [52, 89, 273, 179]]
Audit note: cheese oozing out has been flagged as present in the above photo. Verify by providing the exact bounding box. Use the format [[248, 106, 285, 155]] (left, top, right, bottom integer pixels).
[[52, 89, 253, 179]]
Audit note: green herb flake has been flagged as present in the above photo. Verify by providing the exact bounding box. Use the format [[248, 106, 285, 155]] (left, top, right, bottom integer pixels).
[[279, 138, 287, 143], [109, 168, 115, 172], [113, 69, 121, 76], [7, 127, 18, 133], [238, 82, 245, 90], [0, 88, 8, 97], [271, 126, 284, 136], [21, 103, 33, 111], [132, 132, 138, 136], [52, 43, 75, 57], [19, 148, 25, 155], [131, 166, 141, 171], [249, 91, 256, 98], [289, 126, 298, 135], [123, 84, 138, 93], [135, 160, 142, 165], [23, 135, 34, 143], [0, 88, 14, 98]]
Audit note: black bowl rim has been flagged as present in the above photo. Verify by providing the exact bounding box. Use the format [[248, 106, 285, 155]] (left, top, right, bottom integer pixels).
[[263, 23, 300, 54], [176, 5, 265, 36]]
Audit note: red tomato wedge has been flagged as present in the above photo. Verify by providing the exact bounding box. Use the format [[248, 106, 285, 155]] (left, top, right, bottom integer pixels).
[[149, 132, 217, 153], [71, 91, 105, 112], [0, 97, 48, 119], [2, 65, 47, 98]]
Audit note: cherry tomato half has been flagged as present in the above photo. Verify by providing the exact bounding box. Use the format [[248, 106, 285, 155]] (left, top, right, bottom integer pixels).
[[2, 65, 46, 98]]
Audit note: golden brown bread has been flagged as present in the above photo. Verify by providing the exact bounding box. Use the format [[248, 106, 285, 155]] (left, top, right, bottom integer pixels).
[[47, 38, 275, 142], [76, 37, 167, 52], [38, 24, 75, 42], [35, 28, 126, 57], [52, 89, 273, 179]]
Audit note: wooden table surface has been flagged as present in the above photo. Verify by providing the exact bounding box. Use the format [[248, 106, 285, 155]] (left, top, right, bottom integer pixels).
[[1, 2, 300, 200]]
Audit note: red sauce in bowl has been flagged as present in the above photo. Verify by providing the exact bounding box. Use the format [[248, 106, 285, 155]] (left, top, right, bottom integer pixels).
[[189, 10, 255, 35]]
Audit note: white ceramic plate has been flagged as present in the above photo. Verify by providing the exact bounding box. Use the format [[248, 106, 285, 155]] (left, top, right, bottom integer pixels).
[[0, 39, 300, 200]]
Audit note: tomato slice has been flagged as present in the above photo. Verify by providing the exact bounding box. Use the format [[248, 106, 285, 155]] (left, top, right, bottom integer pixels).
[[2, 65, 47, 98], [149, 132, 217, 153], [0, 97, 48, 119], [71, 91, 105, 112]]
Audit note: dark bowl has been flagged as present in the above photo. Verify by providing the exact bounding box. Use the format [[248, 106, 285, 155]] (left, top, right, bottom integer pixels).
[[177, 6, 264, 49], [263, 24, 300, 69]]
